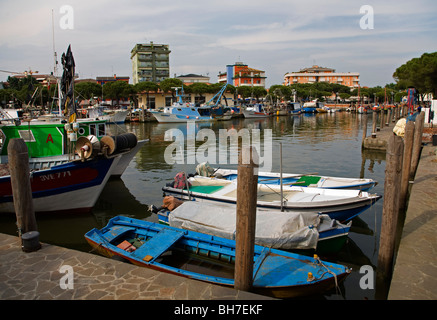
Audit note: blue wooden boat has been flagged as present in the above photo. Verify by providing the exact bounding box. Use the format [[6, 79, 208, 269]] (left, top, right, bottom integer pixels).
[[85, 216, 351, 298]]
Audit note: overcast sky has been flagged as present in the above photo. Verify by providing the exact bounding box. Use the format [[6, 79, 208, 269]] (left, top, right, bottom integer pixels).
[[1, 0, 436, 87]]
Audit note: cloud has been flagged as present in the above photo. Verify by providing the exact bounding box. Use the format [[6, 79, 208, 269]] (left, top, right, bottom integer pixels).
[[0, 0, 436, 87]]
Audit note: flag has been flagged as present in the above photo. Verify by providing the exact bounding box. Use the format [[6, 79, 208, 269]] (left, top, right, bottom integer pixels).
[[60, 45, 77, 120]]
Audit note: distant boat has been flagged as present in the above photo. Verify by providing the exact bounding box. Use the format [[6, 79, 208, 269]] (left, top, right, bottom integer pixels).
[[242, 104, 271, 118], [287, 102, 302, 115], [85, 105, 129, 124], [85, 215, 351, 298], [156, 200, 351, 253], [162, 175, 381, 222], [302, 100, 324, 113], [150, 87, 231, 123]]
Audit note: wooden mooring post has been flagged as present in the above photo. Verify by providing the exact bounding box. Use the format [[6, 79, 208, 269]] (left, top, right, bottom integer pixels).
[[362, 112, 368, 142], [377, 134, 404, 279], [7, 139, 38, 250], [372, 110, 377, 137], [410, 112, 425, 180], [399, 121, 415, 214], [385, 108, 391, 126], [234, 146, 259, 292]]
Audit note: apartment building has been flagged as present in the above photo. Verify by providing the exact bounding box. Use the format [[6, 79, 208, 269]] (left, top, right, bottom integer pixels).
[[130, 42, 171, 84], [283, 65, 359, 89], [218, 62, 266, 88]]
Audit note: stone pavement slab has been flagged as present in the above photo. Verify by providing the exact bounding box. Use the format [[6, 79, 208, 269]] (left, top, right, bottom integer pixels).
[[0, 233, 272, 300]]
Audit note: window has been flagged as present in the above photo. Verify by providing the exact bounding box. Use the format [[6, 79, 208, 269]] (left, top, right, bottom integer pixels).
[[98, 124, 105, 137], [18, 130, 36, 142]]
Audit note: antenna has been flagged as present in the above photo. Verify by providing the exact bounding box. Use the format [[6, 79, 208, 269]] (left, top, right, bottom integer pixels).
[[52, 9, 58, 75]]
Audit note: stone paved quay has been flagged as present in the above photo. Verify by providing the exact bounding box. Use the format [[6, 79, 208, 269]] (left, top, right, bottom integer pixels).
[[0, 233, 272, 300], [362, 113, 437, 299]]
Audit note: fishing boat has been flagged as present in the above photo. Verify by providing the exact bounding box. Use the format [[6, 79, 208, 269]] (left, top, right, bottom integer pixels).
[[302, 100, 324, 113], [86, 105, 129, 124], [162, 175, 381, 222], [156, 200, 351, 253], [85, 215, 351, 298], [0, 155, 119, 214], [0, 45, 145, 178], [287, 102, 302, 115], [150, 86, 231, 123], [242, 104, 271, 118], [204, 167, 376, 191]]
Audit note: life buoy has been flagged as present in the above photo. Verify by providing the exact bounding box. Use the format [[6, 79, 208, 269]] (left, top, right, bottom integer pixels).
[[82, 109, 87, 115]]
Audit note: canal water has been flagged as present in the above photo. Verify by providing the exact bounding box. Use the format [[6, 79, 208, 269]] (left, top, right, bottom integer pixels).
[[0, 112, 388, 300]]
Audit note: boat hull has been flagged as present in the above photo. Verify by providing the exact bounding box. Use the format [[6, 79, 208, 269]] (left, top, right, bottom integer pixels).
[[0, 156, 119, 214], [162, 180, 381, 223], [151, 112, 213, 123], [242, 110, 270, 118]]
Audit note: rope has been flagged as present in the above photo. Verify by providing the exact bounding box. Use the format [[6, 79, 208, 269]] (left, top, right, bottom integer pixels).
[[312, 255, 343, 296]]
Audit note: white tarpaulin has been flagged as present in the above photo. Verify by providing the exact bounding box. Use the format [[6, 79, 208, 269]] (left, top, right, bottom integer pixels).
[[168, 201, 321, 250]]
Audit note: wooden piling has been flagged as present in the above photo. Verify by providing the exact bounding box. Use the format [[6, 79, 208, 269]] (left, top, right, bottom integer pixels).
[[372, 110, 377, 135], [377, 134, 404, 278], [386, 108, 391, 126], [362, 113, 368, 142], [380, 110, 385, 129], [234, 146, 259, 292], [399, 121, 415, 213], [7, 138, 37, 238], [410, 112, 425, 180]]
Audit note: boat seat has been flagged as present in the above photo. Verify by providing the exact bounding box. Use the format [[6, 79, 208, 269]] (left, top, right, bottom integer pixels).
[[132, 228, 185, 262], [101, 226, 136, 243]]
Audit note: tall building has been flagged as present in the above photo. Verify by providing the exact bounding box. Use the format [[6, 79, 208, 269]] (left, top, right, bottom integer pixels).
[[130, 42, 171, 84], [283, 65, 359, 89], [218, 62, 266, 88]]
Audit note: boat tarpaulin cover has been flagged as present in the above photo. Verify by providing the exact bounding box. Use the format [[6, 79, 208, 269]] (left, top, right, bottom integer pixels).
[[168, 201, 320, 249]]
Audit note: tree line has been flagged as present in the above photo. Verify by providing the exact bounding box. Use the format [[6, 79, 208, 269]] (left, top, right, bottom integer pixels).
[[1, 51, 435, 108]]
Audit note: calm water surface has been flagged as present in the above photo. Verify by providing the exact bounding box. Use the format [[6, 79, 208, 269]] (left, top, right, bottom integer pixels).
[[0, 112, 388, 300]]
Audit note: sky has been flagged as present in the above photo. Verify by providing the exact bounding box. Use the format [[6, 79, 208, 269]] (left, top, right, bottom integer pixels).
[[0, 0, 436, 88]]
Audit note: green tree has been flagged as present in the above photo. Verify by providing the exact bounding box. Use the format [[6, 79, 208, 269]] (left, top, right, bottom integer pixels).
[[103, 81, 132, 106], [188, 83, 209, 105], [75, 81, 103, 103], [393, 52, 437, 96]]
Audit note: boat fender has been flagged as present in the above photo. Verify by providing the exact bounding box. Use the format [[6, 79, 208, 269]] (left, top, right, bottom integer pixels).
[[173, 172, 191, 189]]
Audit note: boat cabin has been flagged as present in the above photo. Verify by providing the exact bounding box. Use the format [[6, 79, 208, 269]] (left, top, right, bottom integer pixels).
[[0, 119, 107, 161]]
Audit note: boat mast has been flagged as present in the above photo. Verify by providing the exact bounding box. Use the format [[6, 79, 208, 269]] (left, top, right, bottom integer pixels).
[[51, 9, 62, 115]]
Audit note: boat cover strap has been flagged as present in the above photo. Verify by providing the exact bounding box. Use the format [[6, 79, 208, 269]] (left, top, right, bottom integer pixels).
[[132, 228, 184, 262]]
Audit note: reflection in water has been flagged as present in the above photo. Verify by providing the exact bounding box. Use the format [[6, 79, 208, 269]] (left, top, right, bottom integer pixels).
[[0, 113, 387, 300]]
